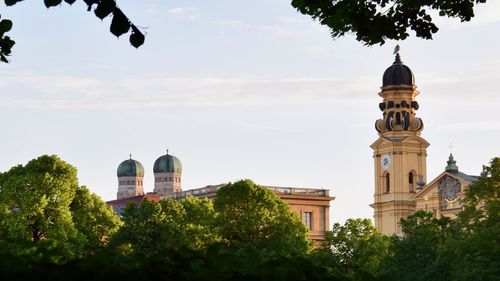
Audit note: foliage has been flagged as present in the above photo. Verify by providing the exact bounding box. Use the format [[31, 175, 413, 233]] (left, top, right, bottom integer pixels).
[[0, 245, 342, 281], [440, 157, 500, 281], [110, 196, 219, 257], [0, 155, 121, 262], [0, 14, 14, 63], [70, 185, 122, 255], [383, 211, 452, 281], [0, 155, 79, 262], [316, 218, 390, 280], [291, 0, 488, 45], [0, 0, 144, 63], [214, 179, 312, 256]]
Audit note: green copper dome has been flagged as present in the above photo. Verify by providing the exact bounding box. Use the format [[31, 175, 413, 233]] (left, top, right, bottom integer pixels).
[[117, 157, 145, 177], [153, 153, 182, 173]]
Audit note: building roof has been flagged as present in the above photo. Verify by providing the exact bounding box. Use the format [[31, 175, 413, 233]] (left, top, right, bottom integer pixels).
[[106, 194, 160, 217], [153, 152, 182, 173], [117, 157, 144, 177], [382, 53, 415, 87]]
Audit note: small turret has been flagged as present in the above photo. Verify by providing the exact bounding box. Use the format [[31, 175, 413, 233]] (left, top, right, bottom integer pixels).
[[445, 154, 459, 173]]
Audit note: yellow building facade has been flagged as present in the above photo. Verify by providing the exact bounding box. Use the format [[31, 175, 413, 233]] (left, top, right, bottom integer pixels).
[[371, 53, 478, 235]]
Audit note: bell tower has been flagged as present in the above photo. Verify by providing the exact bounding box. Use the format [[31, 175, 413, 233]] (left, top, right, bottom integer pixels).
[[370, 50, 429, 235]]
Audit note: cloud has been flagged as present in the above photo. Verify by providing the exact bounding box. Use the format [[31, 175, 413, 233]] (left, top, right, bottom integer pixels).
[[2, 62, 499, 110], [167, 7, 199, 21], [435, 121, 500, 132], [0, 75, 377, 110]]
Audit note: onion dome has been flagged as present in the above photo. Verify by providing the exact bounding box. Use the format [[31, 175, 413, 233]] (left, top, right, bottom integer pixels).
[[153, 151, 182, 173], [382, 53, 415, 87], [117, 156, 145, 177]]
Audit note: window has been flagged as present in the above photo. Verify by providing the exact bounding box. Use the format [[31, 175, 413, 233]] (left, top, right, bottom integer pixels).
[[169, 177, 173, 182], [409, 172, 415, 192], [303, 212, 313, 230], [385, 173, 390, 193]]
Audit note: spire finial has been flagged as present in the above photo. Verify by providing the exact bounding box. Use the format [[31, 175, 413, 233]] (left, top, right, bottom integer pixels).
[[129, 154, 132, 160], [448, 143, 454, 155], [166, 149, 169, 155], [393, 44, 402, 64], [393, 44, 400, 55]]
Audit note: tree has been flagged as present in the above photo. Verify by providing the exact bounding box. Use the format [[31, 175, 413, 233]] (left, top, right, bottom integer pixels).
[[315, 218, 390, 280], [0, 155, 79, 261], [0, 155, 122, 262], [110, 196, 219, 257], [70, 185, 122, 255], [439, 157, 500, 281], [383, 211, 452, 281], [213, 179, 312, 256], [1, 0, 145, 63], [291, 0, 488, 45]]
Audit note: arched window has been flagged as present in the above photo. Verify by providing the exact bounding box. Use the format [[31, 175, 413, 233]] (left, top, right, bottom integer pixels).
[[385, 173, 390, 193], [409, 171, 415, 192]]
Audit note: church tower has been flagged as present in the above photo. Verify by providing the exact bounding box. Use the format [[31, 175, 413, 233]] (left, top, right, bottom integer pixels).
[[153, 150, 183, 196], [370, 51, 429, 235], [116, 155, 145, 199]]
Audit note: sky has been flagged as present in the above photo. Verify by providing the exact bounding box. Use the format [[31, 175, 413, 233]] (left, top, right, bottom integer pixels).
[[0, 0, 499, 225]]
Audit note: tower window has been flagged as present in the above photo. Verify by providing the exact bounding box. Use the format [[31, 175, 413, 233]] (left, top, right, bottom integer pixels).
[[303, 212, 313, 230], [385, 173, 390, 193], [409, 172, 415, 192]]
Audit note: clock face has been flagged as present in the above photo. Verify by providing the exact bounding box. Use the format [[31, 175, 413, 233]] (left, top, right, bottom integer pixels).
[[381, 154, 391, 170]]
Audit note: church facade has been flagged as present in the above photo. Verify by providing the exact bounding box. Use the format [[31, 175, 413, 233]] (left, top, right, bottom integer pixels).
[[370, 53, 478, 235], [107, 152, 334, 243]]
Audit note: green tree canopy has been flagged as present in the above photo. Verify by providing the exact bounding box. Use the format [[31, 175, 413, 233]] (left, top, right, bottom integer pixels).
[[383, 211, 452, 281], [292, 0, 488, 45], [70, 185, 122, 255], [316, 218, 390, 280], [110, 196, 219, 257], [439, 157, 500, 281], [0, 155, 121, 262], [0, 155, 79, 261], [214, 179, 312, 256]]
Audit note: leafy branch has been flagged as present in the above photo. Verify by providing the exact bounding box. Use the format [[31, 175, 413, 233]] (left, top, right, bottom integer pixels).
[[291, 0, 488, 45], [1, 0, 145, 63]]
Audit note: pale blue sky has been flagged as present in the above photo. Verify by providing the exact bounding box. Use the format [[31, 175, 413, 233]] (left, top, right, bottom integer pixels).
[[1, 0, 499, 224]]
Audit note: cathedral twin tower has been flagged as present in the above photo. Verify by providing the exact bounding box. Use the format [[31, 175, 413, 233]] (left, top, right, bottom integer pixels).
[[116, 151, 183, 199], [370, 52, 429, 235]]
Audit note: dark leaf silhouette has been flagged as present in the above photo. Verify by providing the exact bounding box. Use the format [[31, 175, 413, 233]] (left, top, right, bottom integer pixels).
[[292, 0, 488, 45], [4, 0, 21, 6], [110, 8, 130, 37], [44, 0, 62, 8], [94, 0, 116, 20], [1, 0, 146, 63], [129, 26, 145, 48]]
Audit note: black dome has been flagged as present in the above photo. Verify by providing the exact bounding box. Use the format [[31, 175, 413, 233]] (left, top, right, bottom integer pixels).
[[382, 54, 414, 87]]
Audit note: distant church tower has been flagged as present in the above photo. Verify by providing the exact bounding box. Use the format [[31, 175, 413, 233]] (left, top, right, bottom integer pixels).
[[116, 156, 145, 199], [370, 52, 429, 235], [153, 151, 183, 196]]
